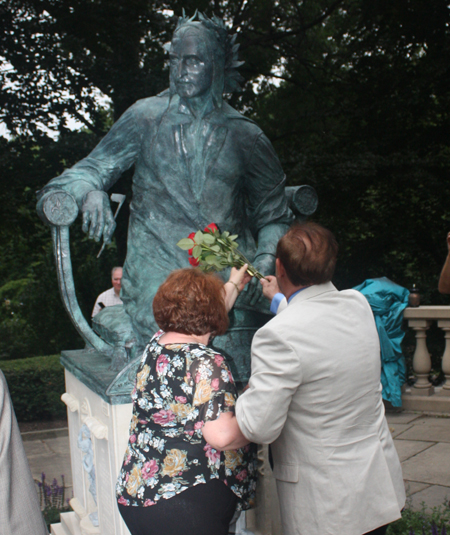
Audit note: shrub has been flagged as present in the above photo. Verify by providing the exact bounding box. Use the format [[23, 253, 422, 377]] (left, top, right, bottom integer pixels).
[[1, 355, 66, 421], [387, 501, 450, 535], [35, 473, 72, 529]]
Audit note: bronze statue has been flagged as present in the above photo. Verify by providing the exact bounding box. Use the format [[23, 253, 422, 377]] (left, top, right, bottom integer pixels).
[[37, 14, 317, 382]]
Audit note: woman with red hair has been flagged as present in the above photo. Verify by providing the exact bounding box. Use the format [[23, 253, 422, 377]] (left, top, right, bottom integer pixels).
[[116, 266, 256, 535]]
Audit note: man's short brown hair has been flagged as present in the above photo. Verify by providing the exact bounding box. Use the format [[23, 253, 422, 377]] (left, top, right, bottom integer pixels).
[[276, 222, 338, 286], [153, 268, 229, 337]]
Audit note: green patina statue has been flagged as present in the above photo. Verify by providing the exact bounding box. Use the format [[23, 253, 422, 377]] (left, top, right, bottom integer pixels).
[[37, 13, 317, 387]]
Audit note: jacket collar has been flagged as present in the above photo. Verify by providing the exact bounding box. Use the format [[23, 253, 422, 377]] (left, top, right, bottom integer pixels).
[[288, 281, 337, 306], [169, 94, 244, 125]]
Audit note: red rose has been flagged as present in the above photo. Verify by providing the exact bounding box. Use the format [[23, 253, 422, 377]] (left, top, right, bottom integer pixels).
[[189, 257, 199, 267], [204, 223, 218, 234], [187, 232, 196, 255]]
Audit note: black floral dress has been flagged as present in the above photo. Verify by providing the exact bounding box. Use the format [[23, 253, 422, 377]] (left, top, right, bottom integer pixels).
[[116, 331, 257, 510]]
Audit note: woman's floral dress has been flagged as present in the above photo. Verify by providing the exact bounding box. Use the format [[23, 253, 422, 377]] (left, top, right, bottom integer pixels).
[[116, 331, 257, 510]]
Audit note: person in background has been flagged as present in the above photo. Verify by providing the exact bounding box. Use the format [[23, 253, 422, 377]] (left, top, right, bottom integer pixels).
[[438, 232, 450, 294], [210, 222, 406, 535], [92, 266, 123, 317], [116, 265, 256, 535], [0, 370, 49, 535]]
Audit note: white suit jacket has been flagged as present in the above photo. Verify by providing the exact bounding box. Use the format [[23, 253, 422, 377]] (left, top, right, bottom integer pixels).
[[236, 282, 405, 535]]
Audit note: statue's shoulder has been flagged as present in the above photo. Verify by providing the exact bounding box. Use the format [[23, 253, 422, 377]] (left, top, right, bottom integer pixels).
[[129, 90, 171, 120], [221, 103, 263, 133]]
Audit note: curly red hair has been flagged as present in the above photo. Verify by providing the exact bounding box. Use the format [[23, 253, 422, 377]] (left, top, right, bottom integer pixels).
[[153, 268, 229, 336]]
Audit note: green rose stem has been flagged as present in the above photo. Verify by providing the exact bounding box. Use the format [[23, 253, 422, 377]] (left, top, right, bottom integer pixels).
[[200, 242, 267, 280]]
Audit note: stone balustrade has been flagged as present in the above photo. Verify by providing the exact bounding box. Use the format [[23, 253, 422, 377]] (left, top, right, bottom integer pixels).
[[402, 306, 450, 412]]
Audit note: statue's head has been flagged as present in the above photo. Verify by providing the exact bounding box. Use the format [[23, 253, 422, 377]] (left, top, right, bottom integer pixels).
[[169, 13, 243, 108]]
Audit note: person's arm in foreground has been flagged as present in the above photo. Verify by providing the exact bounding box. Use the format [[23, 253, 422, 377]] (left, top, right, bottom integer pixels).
[[439, 232, 450, 294], [202, 411, 250, 451]]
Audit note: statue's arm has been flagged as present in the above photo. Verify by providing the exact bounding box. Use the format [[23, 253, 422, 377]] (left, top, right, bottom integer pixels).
[[37, 102, 143, 242], [245, 132, 293, 276]]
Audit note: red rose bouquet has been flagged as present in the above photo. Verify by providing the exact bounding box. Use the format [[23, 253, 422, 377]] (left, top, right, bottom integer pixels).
[[177, 223, 266, 280]]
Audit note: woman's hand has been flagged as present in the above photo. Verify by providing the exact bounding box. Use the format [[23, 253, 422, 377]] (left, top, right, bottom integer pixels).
[[230, 264, 253, 293], [223, 264, 252, 311]]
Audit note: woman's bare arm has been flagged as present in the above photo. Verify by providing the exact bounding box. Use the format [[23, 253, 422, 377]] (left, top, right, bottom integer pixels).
[[202, 411, 250, 451], [223, 264, 252, 312]]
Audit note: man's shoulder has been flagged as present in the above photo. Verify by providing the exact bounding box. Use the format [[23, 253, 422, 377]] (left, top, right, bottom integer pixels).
[[337, 287, 373, 308], [96, 287, 115, 300], [255, 308, 296, 340]]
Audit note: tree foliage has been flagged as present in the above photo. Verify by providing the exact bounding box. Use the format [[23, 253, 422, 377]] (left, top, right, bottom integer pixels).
[[1, 0, 450, 359]]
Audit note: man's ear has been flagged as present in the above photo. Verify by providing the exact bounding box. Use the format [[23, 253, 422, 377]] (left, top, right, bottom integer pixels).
[[276, 258, 286, 279]]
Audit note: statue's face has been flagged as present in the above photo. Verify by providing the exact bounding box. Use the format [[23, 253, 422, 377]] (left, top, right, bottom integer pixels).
[[170, 30, 213, 99]]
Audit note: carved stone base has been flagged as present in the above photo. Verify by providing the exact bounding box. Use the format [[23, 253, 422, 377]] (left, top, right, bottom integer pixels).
[[246, 445, 282, 535], [51, 363, 133, 535], [402, 389, 450, 413], [408, 385, 435, 397]]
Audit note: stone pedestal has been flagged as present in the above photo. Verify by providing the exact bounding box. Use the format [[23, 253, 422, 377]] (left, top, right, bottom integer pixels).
[[50, 349, 138, 535]]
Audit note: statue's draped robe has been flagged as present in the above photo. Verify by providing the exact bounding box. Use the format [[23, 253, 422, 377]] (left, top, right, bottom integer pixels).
[[41, 92, 292, 346]]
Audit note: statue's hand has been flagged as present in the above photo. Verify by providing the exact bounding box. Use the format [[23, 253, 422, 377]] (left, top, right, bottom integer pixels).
[[243, 254, 276, 308], [81, 191, 116, 243]]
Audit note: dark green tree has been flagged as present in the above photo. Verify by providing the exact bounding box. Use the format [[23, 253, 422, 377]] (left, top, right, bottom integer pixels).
[[1, 0, 450, 361]]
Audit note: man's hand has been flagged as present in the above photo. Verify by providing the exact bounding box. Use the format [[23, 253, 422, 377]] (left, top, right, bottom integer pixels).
[[81, 191, 116, 243], [260, 275, 280, 301]]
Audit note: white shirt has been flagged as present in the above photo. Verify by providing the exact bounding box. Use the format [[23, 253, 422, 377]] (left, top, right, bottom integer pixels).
[[92, 287, 123, 317]]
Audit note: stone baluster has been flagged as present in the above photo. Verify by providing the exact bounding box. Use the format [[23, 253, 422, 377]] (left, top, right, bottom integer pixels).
[[437, 320, 450, 396], [408, 319, 434, 395]]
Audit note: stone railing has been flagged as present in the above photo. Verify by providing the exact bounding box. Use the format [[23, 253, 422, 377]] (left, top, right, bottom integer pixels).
[[402, 306, 450, 412]]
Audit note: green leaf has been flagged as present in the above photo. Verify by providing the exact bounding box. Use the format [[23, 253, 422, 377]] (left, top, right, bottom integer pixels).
[[228, 235, 238, 241], [221, 231, 230, 238], [192, 245, 202, 258], [194, 230, 204, 245], [214, 259, 226, 271], [205, 255, 217, 264], [231, 241, 239, 249], [203, 233, 215, 245], [211, 245, 221, 252], [177, 238, 195, 250]]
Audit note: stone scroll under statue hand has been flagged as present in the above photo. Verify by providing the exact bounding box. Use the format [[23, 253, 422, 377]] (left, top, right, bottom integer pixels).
[[37, 13, 293, 380]]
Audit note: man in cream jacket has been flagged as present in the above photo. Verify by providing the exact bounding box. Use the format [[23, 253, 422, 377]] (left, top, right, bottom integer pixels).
[[234, 222, 405, 535]]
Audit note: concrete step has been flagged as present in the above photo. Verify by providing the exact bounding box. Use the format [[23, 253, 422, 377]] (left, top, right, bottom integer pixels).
[[51, 511, 83, 535], [50, 522, 68, 535]]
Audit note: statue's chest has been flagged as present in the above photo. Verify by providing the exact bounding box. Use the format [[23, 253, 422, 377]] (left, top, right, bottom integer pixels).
[[141, 119, 246, 200]]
